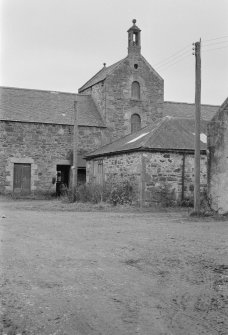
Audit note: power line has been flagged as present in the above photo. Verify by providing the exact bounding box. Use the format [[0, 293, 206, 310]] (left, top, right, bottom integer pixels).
[[157, 53, 192, 71], [156, 50, 191, 69], [154, 43, 191, 67], [202, 44, 228, 52], [203, 39, 228, 47], [203, 35, 228, 42], [154, 35, 228, 71]]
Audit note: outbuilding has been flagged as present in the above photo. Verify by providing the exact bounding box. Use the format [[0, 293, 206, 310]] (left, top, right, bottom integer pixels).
[[86, 116, 208, 206]]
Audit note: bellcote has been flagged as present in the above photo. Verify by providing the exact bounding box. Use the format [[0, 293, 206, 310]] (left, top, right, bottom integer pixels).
[[127, 19, 141, 55]]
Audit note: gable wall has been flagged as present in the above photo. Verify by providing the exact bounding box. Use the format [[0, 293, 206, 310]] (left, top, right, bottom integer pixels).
[[81, 55, 164, 142], [104, 56, 164, 141], [208, 103, 228, 213]]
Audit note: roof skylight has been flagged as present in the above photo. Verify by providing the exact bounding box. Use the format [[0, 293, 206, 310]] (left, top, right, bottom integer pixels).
[[127, 132, 149, 144], [192, 133, 207, 143]]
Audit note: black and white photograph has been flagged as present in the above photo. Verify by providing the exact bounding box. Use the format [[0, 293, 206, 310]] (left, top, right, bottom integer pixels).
[[0, 0, 228, 334]]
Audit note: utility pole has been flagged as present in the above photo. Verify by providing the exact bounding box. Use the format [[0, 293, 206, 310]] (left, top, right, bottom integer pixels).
[[193, 39, 201, 213], [72, 100, 78, 200]]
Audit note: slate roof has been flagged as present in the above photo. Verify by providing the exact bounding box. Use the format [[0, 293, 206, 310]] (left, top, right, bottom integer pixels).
[[85, 116, 208, 159], [164, 101, 219, 121], [0, 86, 105, 127], [78, 59, 126, 92]]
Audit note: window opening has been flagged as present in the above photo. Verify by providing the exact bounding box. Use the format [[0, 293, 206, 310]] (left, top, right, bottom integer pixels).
[[131, 114, 141, 133], [131, 81, 140, 100]]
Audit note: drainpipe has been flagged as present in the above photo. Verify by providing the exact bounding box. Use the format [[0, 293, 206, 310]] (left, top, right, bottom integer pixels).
[[140, 153, 146, 209], [181, 153, 186, 202]]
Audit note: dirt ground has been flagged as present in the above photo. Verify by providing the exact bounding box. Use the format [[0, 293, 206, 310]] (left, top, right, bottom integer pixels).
[[0, 198, 228, 335]]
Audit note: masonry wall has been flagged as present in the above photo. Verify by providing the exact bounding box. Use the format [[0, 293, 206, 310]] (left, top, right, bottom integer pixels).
[[86, 153, 142, 203], [86, 151, 207, 206], [143, 152, 207, 205], [208, 103, 228, 213], [81, 55, 164, 142], [0, 121, 105, 194]]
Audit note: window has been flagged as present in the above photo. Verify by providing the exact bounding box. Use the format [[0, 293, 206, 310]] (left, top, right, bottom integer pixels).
[[13, 163, 31, 193], [131, 81, 140, 100], [131, 114, 141, 133]]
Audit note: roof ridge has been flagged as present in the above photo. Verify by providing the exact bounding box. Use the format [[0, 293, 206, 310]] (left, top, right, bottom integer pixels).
[[164, 100, 220, 107], [0, 86, 77, 96]]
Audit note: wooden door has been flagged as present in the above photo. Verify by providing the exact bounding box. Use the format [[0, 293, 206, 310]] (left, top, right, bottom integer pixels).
[[13, 163, 31, 193]]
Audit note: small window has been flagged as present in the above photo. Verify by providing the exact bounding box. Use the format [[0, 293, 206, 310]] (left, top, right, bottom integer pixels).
[[134, 64, 138, 69], [131, 81, 140, 100], [131, 114, 141, 133]]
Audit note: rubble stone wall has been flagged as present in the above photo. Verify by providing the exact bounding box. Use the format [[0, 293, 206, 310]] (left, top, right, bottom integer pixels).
[[86, 151, 207, 206], [0, 121, 105, 193]]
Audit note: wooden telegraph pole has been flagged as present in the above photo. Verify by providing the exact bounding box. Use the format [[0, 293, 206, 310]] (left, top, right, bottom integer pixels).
[[193, 39, 201, 213], [72, 100, 78, 200]]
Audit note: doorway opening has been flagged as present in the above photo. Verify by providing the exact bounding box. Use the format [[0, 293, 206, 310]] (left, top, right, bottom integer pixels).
[[56, 165, 70, 196], [78, 168, 86, 185], [13, 163, 31, 194]]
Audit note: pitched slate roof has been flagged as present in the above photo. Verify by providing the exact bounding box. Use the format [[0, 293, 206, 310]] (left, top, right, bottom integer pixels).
[[0, 86, 105, 127], [78, 59, 126, 92], [85, 116, 208, 158], [164, 101, 219, 121]]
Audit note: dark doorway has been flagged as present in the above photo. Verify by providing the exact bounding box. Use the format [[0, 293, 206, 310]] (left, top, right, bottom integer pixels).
[[56, 165, 70, 196], [13, 163, 31, 194], [78, 168, 86, 185]]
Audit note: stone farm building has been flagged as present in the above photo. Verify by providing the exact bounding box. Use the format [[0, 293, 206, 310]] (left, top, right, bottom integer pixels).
[[208, 97, 228, 214], [0, 20, 219, 197], [86, 116, 208, 205]]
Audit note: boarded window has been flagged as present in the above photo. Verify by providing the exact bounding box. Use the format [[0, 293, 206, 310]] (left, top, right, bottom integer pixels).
[[131, 81, 140, 100], [13, 163, 31, 193], [131, 114, 141, 133]]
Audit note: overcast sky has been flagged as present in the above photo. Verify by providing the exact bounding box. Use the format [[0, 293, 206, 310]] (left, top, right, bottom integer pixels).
[[0, 0, 227, 105]]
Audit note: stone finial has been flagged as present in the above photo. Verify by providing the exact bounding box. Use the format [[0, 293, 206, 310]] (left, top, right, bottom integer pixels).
[[132, 19, 136, 25], [103, 63, 106, 67]]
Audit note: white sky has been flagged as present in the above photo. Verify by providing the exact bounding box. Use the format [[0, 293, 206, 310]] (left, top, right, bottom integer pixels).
[[0, 0, 227, 105]]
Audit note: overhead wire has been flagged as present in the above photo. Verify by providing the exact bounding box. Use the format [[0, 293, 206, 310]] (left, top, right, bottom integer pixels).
[[203, 35, 228, 42], [154, 43, 192, 67], [156, 49, 192, 69], [202, 44, 228, 52], [153, 34, 228, 71], [202, 40, 228, 47], [157, 53, 192, 71]]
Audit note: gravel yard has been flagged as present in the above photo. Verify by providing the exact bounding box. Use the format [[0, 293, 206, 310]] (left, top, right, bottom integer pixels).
[[0, 198, 228, 335]]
